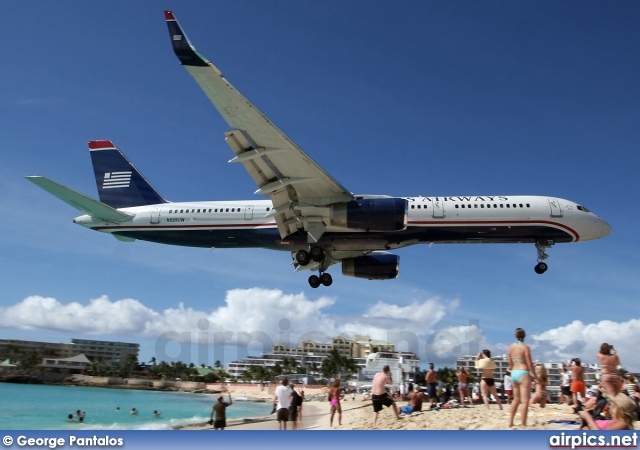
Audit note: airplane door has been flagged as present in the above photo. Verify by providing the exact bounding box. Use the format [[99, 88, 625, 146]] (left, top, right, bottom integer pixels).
[[548, 198, 563, 217], [151, 206, 162, 224], [431, 199, 445, 218], [244, 205, 254, 220]]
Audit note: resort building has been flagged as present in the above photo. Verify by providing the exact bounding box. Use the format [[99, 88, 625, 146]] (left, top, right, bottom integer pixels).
[[0, 338, 139, 370], [226, 334, 417, 382], [39, 354, 92, 373]]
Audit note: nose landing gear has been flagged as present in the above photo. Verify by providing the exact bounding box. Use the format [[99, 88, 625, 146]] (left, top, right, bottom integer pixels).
[[534, 240, 552, 274], [534, 262, 548, 274]]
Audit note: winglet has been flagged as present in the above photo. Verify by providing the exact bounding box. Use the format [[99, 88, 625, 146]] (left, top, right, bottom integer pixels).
[[164, 10, 213, 70]]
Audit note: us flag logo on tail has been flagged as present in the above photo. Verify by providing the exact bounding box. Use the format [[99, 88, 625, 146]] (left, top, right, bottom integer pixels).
[[103, 172, 132, 189]]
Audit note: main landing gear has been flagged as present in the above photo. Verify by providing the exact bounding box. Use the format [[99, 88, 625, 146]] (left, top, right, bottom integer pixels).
[[295, 246, 333, 288], [534, 240, 552, 274]]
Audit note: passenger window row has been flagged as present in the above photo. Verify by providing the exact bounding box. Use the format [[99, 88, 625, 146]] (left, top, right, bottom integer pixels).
[[167, 207, 271, 214], [410, 203, 531, 210], [453, 203, 530, 209]]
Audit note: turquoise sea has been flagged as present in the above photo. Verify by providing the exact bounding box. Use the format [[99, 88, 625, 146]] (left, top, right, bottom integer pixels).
[[0, 383, 272, 430]]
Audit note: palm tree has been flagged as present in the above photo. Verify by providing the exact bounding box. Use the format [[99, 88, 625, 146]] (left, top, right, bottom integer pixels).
[[281, 356, 300, 374], [321, 349, 358, 381]]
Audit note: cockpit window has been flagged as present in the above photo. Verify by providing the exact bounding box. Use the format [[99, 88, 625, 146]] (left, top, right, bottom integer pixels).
[[577, 205, 591, 212]]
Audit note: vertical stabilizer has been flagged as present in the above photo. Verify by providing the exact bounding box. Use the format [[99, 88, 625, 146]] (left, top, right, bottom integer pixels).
[[89, 140, 166, 208]]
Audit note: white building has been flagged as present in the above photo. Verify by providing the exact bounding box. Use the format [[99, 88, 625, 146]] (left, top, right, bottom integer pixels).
[[226, 335, 420, 382], [359, 351, 421, 385]]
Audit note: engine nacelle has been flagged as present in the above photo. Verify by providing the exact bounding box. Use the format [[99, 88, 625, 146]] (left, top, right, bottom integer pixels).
[[342, 253, 400, 280], [330, 198, 407, 231]]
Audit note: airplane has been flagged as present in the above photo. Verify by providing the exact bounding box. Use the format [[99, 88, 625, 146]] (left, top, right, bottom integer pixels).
[[25, 11, 611, 289]]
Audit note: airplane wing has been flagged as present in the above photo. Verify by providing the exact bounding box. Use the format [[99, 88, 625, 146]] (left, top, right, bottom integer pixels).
[[164, 11, 355, 242]]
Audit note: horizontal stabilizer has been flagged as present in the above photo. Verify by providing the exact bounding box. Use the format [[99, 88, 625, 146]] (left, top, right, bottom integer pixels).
[[25, 176, 132, 223]]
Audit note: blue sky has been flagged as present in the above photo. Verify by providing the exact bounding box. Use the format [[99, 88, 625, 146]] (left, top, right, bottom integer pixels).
[[1, 1, 639, 372]]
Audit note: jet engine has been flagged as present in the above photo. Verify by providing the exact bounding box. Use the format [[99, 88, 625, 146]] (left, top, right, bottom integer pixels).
[[330, 198, 407, 231], [342, 253, 400, 280]]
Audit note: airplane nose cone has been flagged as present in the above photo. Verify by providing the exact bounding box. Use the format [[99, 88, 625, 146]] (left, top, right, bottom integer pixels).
[[601, 219, 612, 238]]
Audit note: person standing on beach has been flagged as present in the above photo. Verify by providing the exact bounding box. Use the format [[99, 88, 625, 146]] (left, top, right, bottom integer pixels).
[[298, 389, 305, 422], [425, 363, 438, 409], [274, 377, 292, 430], [507, 328, 537, 427], [329, 379, 343, 427], [371, 365, 400, 427], [560, 366, 572, 405], [597, 343, 622, 397], [456, 367, 471, 407], [289, 385, 302, 430], [475, 350, 503, 411], [503, 370, 513, 405], [568, 357, 585, 407], [211, 393, 232, 430]]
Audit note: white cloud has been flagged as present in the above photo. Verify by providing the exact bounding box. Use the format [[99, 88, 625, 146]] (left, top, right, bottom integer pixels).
[[337, 297, 459, 342], [530, 319, 640, 371], [6, 291, 635, 371], [0, 289, 455, 349], [0, 295, 157, 335]]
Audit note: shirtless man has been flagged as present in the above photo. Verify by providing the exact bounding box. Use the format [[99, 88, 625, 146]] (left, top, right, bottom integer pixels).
[[597, 343, 622, 396], [371, 365, 400, 427], [408, 385, 425, 411], [568, 358, 585, 407], [425, 363, 438, 408]]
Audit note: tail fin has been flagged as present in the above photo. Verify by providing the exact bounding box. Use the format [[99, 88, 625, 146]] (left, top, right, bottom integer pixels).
[[89, 140, 167, 208]]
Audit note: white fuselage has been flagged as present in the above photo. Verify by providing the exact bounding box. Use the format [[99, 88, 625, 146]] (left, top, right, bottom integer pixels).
[[72, 194, 610, 251]]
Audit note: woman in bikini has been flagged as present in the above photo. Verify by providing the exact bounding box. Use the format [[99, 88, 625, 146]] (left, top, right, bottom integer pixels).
[[597, 343, 622, 396], [507, 328, 537, 427], [530, 364, 549, 408], [329, 379, 343, 427], [456, 367, 471, 407], [475, 349, 503, 410]]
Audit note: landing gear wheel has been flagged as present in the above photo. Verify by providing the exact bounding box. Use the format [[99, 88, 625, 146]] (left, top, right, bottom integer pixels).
[[534, 262, 548, 274], [320, 273, 333, 287], [308, 275, 321, 288], [296, 249, 310, 266], [310, 246, 324, 262]]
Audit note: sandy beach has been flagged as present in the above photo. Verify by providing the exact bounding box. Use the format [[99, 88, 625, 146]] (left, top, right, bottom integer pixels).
[[180, 387, 616, 431]]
